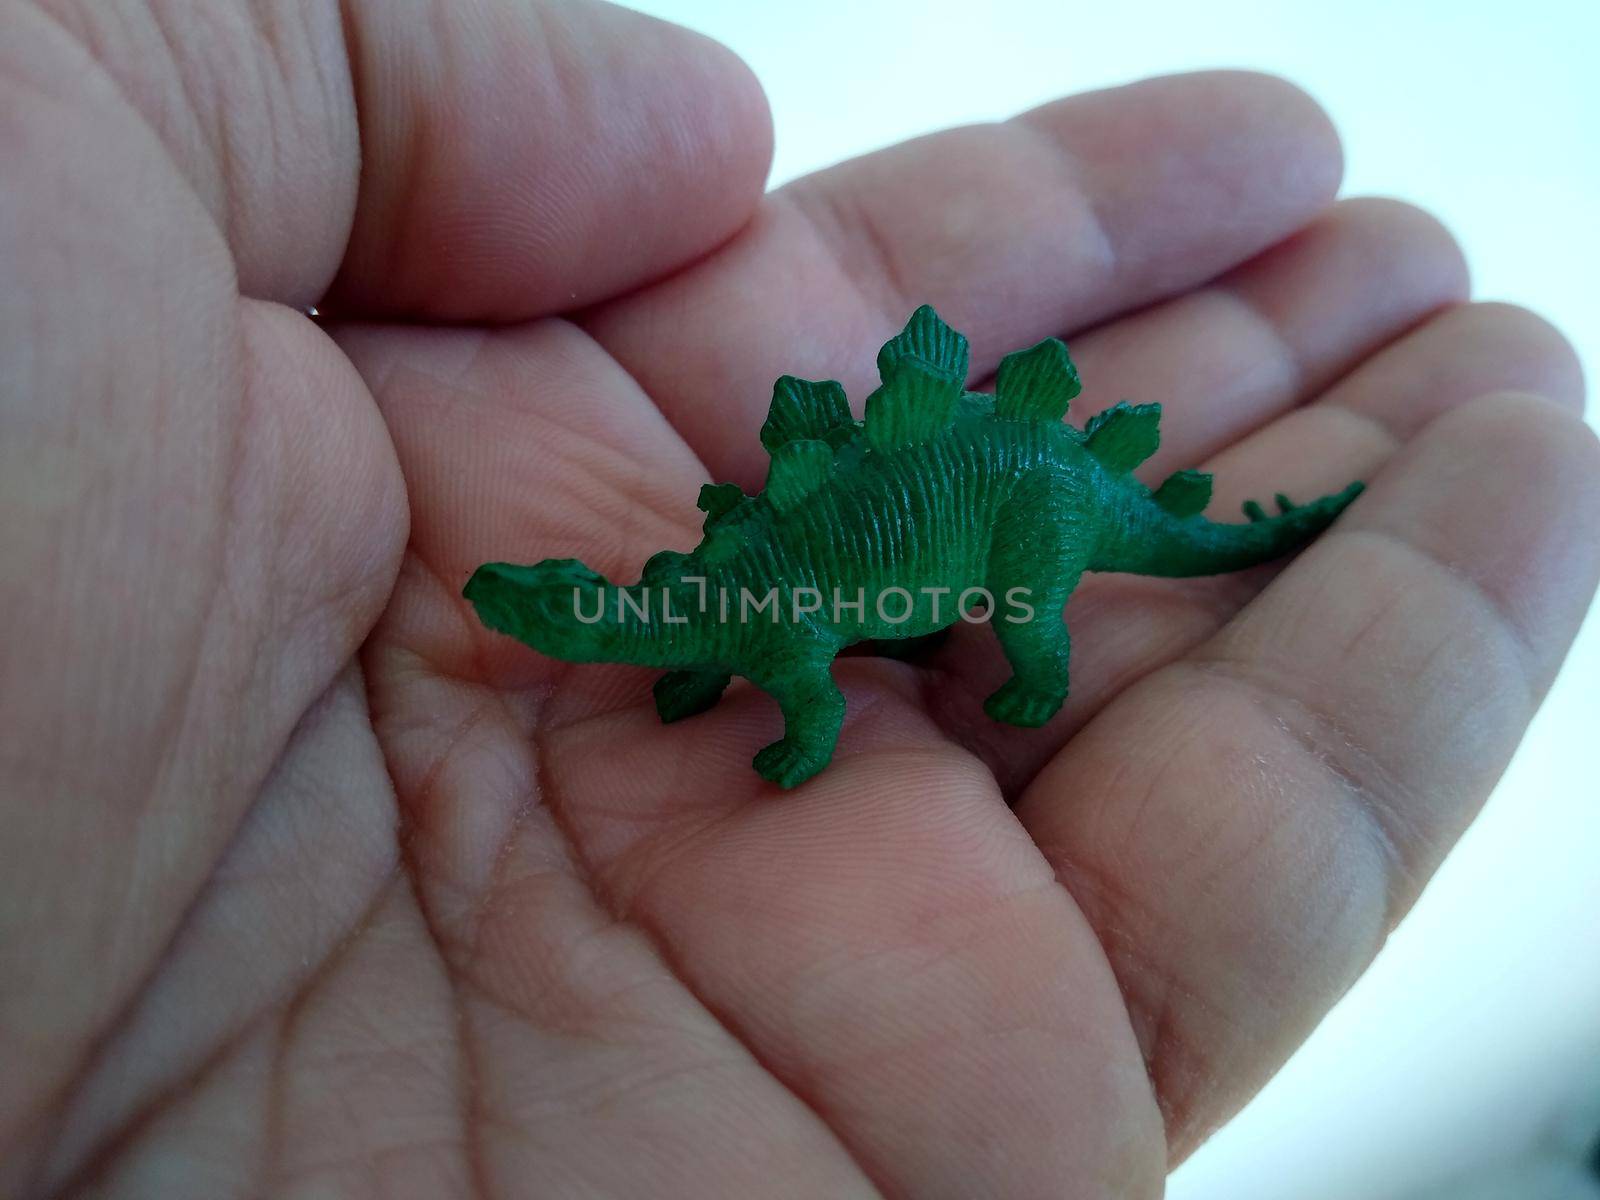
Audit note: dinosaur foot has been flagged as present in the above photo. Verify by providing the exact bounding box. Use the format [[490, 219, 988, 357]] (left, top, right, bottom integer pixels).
[[983, 678, 1066, 728], [753, 738, 828, 789]]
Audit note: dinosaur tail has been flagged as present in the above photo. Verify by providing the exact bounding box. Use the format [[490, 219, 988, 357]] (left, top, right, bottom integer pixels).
[[1091, 481, 1364, 577]]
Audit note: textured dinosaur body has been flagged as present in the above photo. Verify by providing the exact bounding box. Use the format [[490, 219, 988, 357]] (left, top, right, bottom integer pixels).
[[466, 307, 1362, 787]]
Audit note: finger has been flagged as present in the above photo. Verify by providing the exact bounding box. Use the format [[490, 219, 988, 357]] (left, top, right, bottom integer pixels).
[[1200, 299, 1587, 511], [1041, 196, 1468, 479], [921, 300, 1583, 794], [49, 0, 771, 315], [328, 0, 773, 319], [586, 70, 1342, 484], [1015, 393, 1600, 1159]]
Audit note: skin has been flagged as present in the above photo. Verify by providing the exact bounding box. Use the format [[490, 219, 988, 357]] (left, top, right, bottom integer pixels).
[[1, 2, 1595, 1197]]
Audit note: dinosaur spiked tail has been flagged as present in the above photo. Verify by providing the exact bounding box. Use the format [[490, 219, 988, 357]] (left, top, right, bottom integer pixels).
[[1091, 481, 1364, 577]]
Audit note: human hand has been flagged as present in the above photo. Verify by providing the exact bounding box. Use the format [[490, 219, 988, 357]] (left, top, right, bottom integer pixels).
[[4, 3, 1596, 1197]]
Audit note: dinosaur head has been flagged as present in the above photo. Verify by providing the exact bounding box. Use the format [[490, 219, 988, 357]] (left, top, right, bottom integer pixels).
[[465, 558, 620, 661], [463, 557, 696, 666]]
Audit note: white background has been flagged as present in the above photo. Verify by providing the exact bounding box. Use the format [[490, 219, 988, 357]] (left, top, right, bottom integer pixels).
[[630, 1, 1600, 1196]]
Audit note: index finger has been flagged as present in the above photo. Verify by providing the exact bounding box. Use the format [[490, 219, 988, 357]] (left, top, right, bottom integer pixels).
[[586, 70, 1343, 485]]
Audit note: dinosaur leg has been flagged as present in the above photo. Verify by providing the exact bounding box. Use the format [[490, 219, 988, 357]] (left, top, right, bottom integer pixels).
[[653, 669, 732, 723], [749, 654, 846, 788], [984, 599, 1074, 726], [984, 475, 1087, 727]]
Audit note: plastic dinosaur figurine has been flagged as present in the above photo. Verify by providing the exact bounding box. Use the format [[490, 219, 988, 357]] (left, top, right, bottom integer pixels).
[[465, 306, 1363, 788]]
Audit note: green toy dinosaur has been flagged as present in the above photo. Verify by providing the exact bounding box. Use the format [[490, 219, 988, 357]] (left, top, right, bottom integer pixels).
[[465, 307, 1362, 787]]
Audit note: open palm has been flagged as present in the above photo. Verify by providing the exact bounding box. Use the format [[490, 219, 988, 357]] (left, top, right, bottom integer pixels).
[[5, 3, 1597, 1197]]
